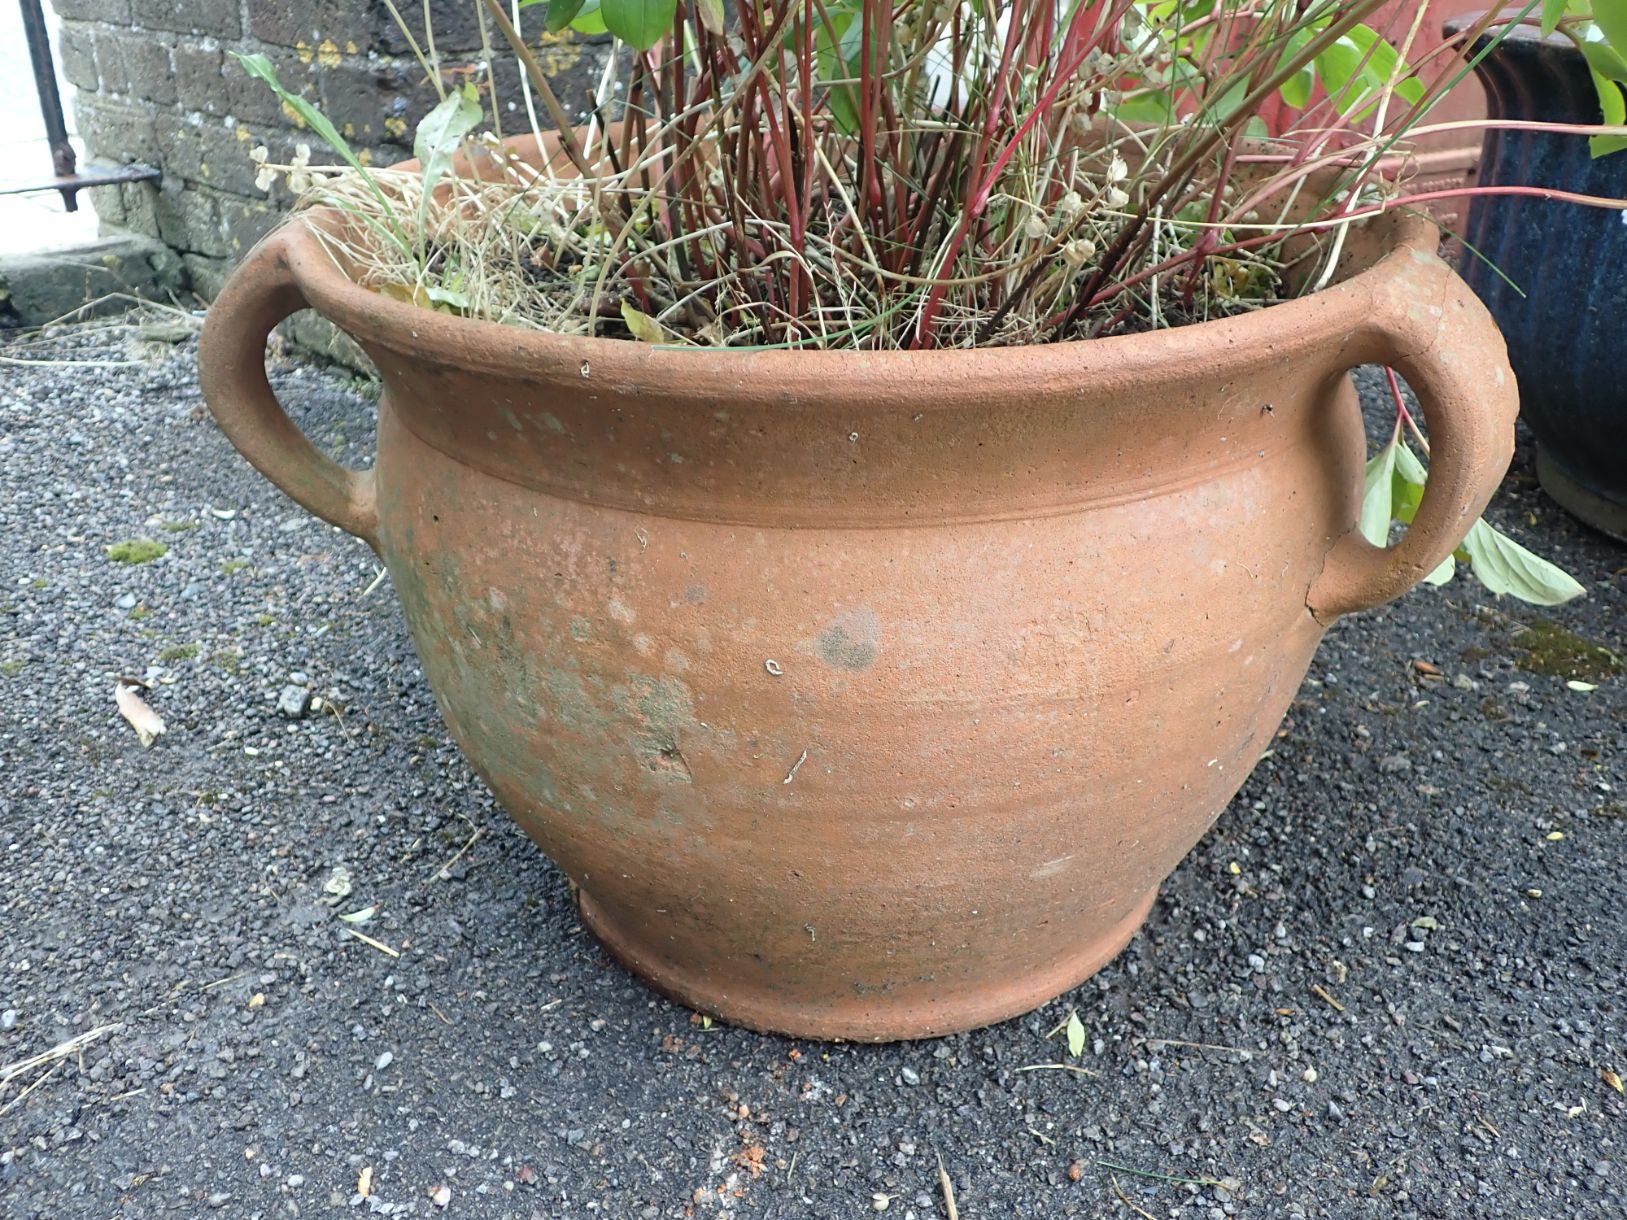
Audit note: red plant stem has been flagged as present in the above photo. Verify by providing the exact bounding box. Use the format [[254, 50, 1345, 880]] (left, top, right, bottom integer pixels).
[[1384, 365, 1421, 442]]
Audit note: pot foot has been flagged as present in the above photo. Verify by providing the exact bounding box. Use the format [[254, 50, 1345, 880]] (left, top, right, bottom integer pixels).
[[576, 886, 1158, 1042], [1537, 448, 1627, 543]]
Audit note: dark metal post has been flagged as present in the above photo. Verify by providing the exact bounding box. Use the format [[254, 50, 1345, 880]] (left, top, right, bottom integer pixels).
[[19, 0, 82, 211]]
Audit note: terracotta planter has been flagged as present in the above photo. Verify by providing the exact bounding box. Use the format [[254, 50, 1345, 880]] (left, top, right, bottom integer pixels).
[[1455, 21, 1627, 540], [198, 156, 1516, 1041]]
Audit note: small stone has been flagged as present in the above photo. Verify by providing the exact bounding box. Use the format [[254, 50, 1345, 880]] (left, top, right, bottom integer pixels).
[[1301, 1067, 1317, 1083], [1379, 753, 1411, 773], [1273, 1099, 1293, 1112], [374, 1051, 394, 1071], [287, 1175, 306, 1188], [0, 1010, 16, 1031], [277, 685, 313, 718], [114, 593, 136, 609], [900, 1066, 920, 1086], [431, 1185, 451, 1208], [1327, 1101, 1345, 1120]]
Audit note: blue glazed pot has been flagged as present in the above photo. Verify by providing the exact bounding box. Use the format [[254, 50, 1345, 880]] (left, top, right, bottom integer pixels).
[[1456, 22, 1627, 540]]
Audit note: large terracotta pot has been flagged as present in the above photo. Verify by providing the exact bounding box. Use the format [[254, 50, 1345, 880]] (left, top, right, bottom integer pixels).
[[198, 160, 1516, 1040]]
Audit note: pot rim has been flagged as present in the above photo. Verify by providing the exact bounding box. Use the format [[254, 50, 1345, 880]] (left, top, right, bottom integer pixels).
[[275, 150, 1436, 397]]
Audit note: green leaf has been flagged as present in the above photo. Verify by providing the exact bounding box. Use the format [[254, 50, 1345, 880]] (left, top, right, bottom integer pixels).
[[1065, 1010, 1086, 1059], [1278, 65, 1315, 110], [1115, 89, 1178, 125], [1593, 0, 1627, 60], [600, 0, 676, 49], [1588, 70, 1627, 157], [570, 0, 609, 35], [1387, 440, 1454, 585], [545, 0, 587, 31], [1579, 39, 1627, 83], [230, 51, 409, 253], [232, 53, 356, 167], [1459, 519, 1586, 604], [414, 83, 482, 212], [1359, 434, 1399, 547], [1540, 0, 1570, 39]]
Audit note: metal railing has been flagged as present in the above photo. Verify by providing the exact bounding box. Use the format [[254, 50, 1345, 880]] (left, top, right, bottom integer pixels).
[[4, 0, 159, 211]]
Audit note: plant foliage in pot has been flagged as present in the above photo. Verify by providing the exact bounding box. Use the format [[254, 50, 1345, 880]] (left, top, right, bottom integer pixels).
[[1453, 2, 1627, 539], [200, 0, 1604, 1040]]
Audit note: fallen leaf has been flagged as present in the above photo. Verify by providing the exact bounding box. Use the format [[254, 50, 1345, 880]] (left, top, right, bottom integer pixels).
[[431, 1184, 451, 1208], [1412, 660, 1442, 676], [620, 300, 666, 344], [357, 1167, 373, 1199], [1546, 831, 1565, 842], [115, 682, 166, 747], [339, 905, 377, 924], [1605, 1069, 1625, 1095], [695, 0, 724, 34], [1410, 916, 1438, 930], [247, 993, 265, 1010], [1567, 680, 1598, 692], [1065, 1010, 1086, 1058], [322, 865, 353, 902]]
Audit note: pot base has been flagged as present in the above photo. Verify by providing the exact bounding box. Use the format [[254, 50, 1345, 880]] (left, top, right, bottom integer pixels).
[[577, 887, 1159, 1042], [1537, 448, 1627, 543]]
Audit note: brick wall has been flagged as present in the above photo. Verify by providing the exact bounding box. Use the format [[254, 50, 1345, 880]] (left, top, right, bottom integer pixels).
[[53, 0, 611, 306]]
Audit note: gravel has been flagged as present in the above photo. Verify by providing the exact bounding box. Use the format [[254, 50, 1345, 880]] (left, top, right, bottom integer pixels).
[[1, 321, 1623, 1219]]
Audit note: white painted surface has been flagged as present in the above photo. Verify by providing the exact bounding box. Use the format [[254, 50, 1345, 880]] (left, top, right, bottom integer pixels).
[[0, 5, 101, 255]]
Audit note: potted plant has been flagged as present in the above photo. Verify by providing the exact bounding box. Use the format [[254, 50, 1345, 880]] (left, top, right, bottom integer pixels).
[[199, 0, 1603, 1040], [1452, 3, 1627, 539]]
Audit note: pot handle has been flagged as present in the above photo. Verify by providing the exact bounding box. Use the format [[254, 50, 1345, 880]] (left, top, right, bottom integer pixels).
[[198, 231, 379, 548], [1307, 249, 1517, 623]]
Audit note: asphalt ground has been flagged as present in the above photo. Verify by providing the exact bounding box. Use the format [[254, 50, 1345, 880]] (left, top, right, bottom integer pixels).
[[1, 322, 1623, 1219]]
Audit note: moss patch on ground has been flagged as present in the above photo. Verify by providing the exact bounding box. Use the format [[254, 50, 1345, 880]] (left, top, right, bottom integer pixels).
[[1512, 618, 1622, 682], [105, 539, 168, 565]]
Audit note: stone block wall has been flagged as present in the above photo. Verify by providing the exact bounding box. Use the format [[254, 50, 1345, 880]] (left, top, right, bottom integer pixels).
[[52, 1, 610, 313]]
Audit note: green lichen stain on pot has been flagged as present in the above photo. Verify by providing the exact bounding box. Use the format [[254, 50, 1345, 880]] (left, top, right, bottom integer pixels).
[[613, 674, 698, 775], [569, 616, 593, 642], [1512, 619, 1621, 682], [817, 608, 880, 671], [105, 539, 168, 565]]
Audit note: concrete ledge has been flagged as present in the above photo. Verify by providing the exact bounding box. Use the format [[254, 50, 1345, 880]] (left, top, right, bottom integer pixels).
[[0, 234, 186, 327]]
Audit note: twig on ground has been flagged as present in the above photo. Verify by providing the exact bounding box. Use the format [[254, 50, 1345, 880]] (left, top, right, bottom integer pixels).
[[429, 821, 485, 880], [1143, 1037, 1254, 1058], [1310, 983, 1347, 1012], [936, 1151, 958, 1220], [1, 1024, 120, 1087], [1111, 1174, 1160, 1220], [1015, 1062, 1100, 1077], [342, 927, 401, 957]]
